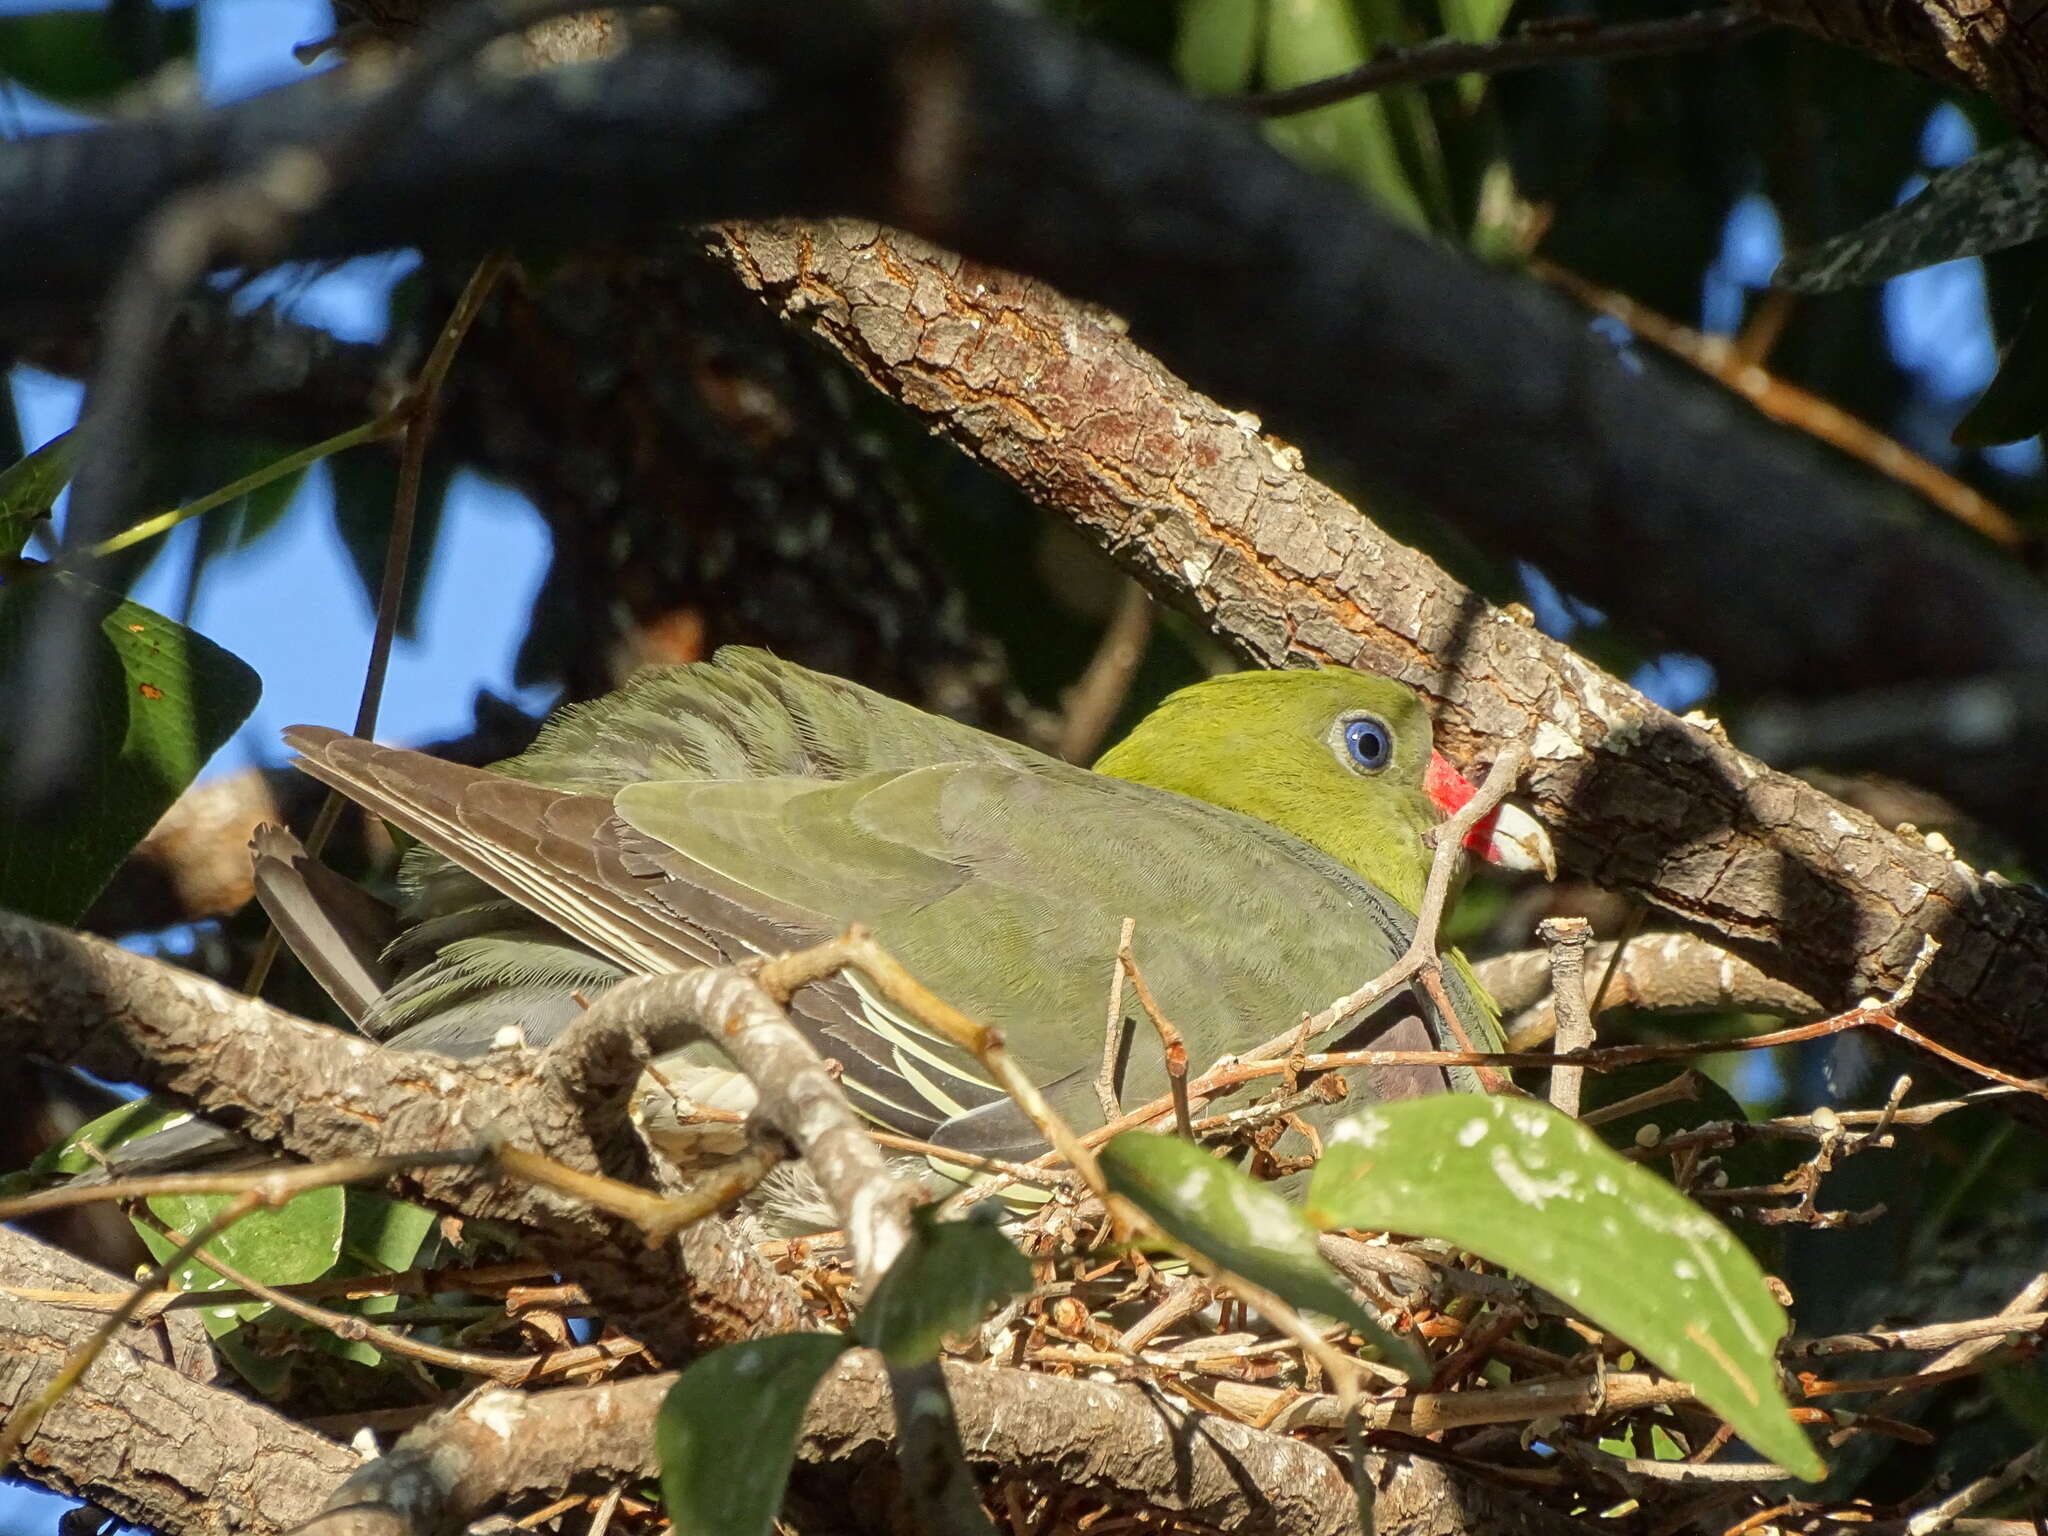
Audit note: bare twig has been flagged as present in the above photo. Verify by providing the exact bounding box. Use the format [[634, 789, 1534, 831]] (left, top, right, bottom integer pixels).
[[0, 1149, 489, 1223], [1533, 258, 2029, 555], [490, 1136, 784, 1246], [1238, 7, 1771, 115], [1538, 916, 1594, 1118], [251, 251, 511, 996], [1292, 742, 1531, 1049], [1118, 934, 1194, 1139], [1098, 915, 1136, 1121], [1058, 581, 1154, 763], [1904, 1441, 2048, 1536], [1, 1188, 260, 1469]]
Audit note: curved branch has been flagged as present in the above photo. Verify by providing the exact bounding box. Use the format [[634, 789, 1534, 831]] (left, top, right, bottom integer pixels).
[[711, 221, 2048, 1120], [0, 3, 2045, 850], [0, 911, 806, 1357]]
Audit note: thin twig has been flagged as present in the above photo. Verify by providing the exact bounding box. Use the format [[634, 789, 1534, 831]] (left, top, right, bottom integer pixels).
[[1058, 581, 1154, 763], [1237, 7, 1770, 115], [1098, 916, 1137, 1121], [0, 1149, 489, 1224], [1118, 933, 1193, 1139], [1533, 259, 2029, 554], [0, 1190, 258, 1468], [247, 251, 510, 996], [1290, 742, 1531, 1048], [491, 1136, 784, 1246], [1904, 1441, 2048, 1536]]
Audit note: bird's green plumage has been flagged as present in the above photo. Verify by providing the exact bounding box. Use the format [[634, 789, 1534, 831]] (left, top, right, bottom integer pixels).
[[311, 648, 1502, 1151]]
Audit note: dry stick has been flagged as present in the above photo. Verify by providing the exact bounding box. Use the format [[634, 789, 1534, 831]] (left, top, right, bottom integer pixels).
[[247, 250, 511, 997], [1539, 916, 1595, 1119], [1579, 1069, 1705, 1127], [1058, 581, 1154, 763], [1904, 1440, 2048, 1536], [1828, 1270, 2048, 1449], [1532, 259, 2030, 554], [1097, 915, 1137, 1121], [160, 1231, 550, 1386], [0, 1150, 490, 1471], [491, 1137, 785, 1247], [1238, 6, 1770, 114], [763, 932, 1376, 1406], [1118, 933, 1194, 1140], [1290, 742, 1532, 1051], [0, 1148, 489, 1223]]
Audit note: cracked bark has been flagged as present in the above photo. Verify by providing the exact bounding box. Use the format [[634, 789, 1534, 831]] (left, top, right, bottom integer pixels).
[[713, 220, 2048, 1113], [0, 1225, 364, 1536], [0, 912, 806, 1360]]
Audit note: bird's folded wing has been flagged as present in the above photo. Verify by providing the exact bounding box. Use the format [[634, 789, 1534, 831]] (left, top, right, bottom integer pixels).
[[249, 823, 397, 1024]]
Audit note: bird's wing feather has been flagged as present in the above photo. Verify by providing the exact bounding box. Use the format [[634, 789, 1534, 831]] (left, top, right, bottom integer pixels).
[[248, 824, 397, 1024], [287, 727, 1495, 1146]]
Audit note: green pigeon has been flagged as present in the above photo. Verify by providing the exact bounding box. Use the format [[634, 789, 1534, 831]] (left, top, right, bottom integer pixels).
[[273, 648, 1550, 1168]]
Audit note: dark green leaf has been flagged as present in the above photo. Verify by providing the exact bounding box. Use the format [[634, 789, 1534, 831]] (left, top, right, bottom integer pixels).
[[0, 430, 73, 561], [0, 574, 260, 922], [857, 1208, 1031, 1366], [1956, 276, 2048, 445], [1259, 0, 1430, 230], [1305, 1096, 1822, 1480], [1775, 143, 2048, 293], [138, 1185, 347, 1334], [342, 1189, 440, 1275], [1099, 1131, 1427, 1380], [2, 1095, 190, 1191], [0, 4, 198, 109], [657, 1333, 852, 1536]]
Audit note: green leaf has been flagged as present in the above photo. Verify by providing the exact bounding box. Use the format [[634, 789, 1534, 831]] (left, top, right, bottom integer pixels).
[[0, 430, 73, 562], [0, 4, 198, 109], [1775, 142, 2048, 293], [1305, 1096, 1823, 1480], [1099, 1131, 1428, 1381], [657, 1333, 853, 1536], [1259, 0, 1429, 231], [0, 573, 260, 923], [137, 1185, 347, 1335], [1174, 0, 1261, 96], [1956, 275, 2048, 445], [1, 1095, 189, 1192], [857, 1208, 1031, 1366], [342, 1189, 440, 1275]]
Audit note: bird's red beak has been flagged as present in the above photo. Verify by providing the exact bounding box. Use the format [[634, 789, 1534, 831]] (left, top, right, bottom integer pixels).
[[1426, 751, 1556, 878]]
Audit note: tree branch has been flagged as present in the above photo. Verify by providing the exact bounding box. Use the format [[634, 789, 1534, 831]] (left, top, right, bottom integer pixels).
[[0, 1225, 363, 1536], [1, 2, 2046, 846], [0, 910, 806, 1358], [711, 221, 2048, 1120]]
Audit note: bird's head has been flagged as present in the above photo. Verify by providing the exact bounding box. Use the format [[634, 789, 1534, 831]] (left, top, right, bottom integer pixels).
[[1094, 668, 1553, 910]]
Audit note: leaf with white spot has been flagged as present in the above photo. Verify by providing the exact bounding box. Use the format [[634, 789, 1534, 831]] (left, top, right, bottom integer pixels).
[[1306, 1096, 1822, 1480], [1099, 1131, 1427, 1381], [139, 1186, 347, 1335], [657, 1332, 852, 1536], [1775, 141, 2048, 292]]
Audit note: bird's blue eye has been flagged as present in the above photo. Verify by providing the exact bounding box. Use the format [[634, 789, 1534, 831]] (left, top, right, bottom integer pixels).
[[1343, 717, 1392, 772]]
